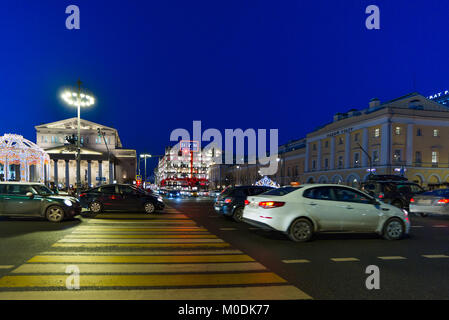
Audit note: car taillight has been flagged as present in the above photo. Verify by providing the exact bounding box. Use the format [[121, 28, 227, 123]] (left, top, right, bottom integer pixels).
[[437, 199, 449, 204], [244, 200, 249, 205], [224, 198, 232, 204], [410, 198, 415, 203], [79, 193, 86, 197], [258, 201, 285, 209], [378, 193, 384, 199]]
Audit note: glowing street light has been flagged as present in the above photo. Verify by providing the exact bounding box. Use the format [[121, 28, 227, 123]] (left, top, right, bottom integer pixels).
[[60, 79, 95, 193]]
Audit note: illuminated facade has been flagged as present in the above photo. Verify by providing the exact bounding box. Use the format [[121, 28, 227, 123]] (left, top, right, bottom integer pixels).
[[221, 92, 449, 189], [156, 143, 218, 189], [0, 134, 50, 182], [35, 118, 136, 188]]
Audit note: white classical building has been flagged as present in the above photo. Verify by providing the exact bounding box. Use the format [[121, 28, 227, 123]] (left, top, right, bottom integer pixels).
[[35, 118, 136, 188]]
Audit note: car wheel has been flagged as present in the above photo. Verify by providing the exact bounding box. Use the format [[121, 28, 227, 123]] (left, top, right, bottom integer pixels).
[[391, 200, 403, 209], [144, 202, 156, 214], [46, 205, 65, 223], [89, 201, 102, 214], [233, 207, 244, 222], [383, 218, 404, 240], [288, 218, 313, 242]]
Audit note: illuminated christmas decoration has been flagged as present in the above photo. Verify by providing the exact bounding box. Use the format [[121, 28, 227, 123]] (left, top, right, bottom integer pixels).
[[0, 134, 50, 182], [255, 176, 280, 188]]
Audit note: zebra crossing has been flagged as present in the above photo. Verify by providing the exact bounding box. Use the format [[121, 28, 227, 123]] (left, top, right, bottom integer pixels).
[[0, 206, 311, 300]]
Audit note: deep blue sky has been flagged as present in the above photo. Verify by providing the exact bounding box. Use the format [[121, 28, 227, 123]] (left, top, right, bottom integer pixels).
[[1, 0, 449, 173]]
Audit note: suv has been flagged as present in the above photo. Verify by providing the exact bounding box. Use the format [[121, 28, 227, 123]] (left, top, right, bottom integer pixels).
[[214, 186, 274, 222], [0, 182, 81, 222], [361, 177, 425, 209]]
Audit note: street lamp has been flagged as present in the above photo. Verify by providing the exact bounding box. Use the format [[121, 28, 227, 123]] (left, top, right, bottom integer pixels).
[[140, 154, 164, 187], [61, 80, 95, 193]]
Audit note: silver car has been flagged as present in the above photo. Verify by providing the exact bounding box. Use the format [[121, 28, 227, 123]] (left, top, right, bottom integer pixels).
[[409, 188, 449, 217]]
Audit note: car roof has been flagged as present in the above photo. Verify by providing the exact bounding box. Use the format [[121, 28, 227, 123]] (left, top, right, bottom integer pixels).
[[0, 181, 45, 185]]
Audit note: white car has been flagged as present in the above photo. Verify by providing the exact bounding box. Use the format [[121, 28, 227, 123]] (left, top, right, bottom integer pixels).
[[242, 184, 410, 242]]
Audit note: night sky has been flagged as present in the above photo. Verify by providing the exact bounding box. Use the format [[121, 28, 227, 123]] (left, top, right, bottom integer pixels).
[[1, 0, 449, 174]]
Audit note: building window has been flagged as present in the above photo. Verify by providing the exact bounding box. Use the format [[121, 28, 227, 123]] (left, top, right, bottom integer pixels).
[[372, 150, 379, 164], [417, 128, 422, 136], [338, 156, 343, 169], [324, 158, 329, 169], [432, 151, 438, 164], [393, 149, 402, 162], [325, 141, 328, 148], [374, 128, 380, 138], [354, 133, 359, 142], [287, 167, 291, 176], [295, 166, 298, 176], [395, 126, 401, 135], [312, 160, 316, 170], [338, 137, 343, 145], [312, 144, 316, 151], [353, 153, 360, 167], [415, 151, 422, 165], [433, 129, 439, 137]]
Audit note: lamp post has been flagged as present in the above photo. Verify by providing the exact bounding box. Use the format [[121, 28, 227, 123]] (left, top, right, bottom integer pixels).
[[140, 154, 164, 187], [61, 80, 95, 193]]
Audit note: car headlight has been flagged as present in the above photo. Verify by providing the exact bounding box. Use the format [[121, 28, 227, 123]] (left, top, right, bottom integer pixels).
[[401, 209, 408, 216], [64, 199, 73, 207], [158, 196, 163, 202]]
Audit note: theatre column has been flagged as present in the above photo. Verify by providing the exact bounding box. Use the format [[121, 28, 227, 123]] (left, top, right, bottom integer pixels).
[[87, 160, 92, 186], [362, 128, 369, 167], [65, 160, 70, 188], [53, 159, 58, 184], [345, 133, 351, 169], [98, 160, 103, 185]]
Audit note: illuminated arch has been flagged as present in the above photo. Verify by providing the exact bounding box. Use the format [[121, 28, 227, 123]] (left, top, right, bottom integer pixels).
[[331, 174, 344, 184], [0, 134, 50, 182]]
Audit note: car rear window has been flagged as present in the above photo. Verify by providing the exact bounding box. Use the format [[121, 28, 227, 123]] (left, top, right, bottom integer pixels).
[[263, 186, 300, 196], [423, 189, 449, 197]]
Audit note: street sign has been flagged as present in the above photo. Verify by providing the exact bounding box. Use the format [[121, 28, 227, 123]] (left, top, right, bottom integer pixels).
[[180, 140, 199, 152], [96, 177, 106, 181]]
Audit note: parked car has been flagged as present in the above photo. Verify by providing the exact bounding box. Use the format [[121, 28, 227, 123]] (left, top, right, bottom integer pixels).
[[361, 178, 425, 209], [214, 186, 274, 222], [0, 182, 81, 222], [79, 184, 165, 214], [242, 184, 410, 242], [209, 190, 222, 198], [409, 188, 449, 217]]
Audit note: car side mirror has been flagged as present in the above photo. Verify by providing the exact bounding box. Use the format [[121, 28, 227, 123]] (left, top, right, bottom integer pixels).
[[26, 192, 34, 198]]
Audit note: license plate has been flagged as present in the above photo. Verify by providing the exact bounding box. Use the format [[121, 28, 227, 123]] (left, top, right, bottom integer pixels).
[[418, 199, 431, 205]]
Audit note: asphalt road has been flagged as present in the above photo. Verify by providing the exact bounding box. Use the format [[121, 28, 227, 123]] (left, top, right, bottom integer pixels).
[[0, 198, 448, 300]]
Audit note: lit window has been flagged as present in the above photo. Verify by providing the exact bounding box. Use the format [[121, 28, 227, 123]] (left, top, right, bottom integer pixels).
[[395, 127, 401, 135], [374, 128, 380, 138], [354, 153, 360, 167], [432, 151, 438, 163], [372, 150, 379, 163], [393, 150, 402, 162], [433, 129, 439, 137]]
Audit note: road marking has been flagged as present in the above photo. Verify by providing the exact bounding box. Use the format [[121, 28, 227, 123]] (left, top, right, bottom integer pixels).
[[432, 225, 449, 228], [13, 262, 267, 274], [331, 258, 359, 262], [58, 238, 225, 243], [219, 228, 237, 231], [87, 220, 197, 224], [41, 249, 244, 256], [411, 226, 424, 228], [73, 228, 208, 232], [0, 272, 287, 288], [0, 285, 311, 300], [71, 231, 212, 235], [422, 254, 449, 259], [377, 256, 407, 260], [52, 243, 232, 248], [28, 254, 254, 263], [0, 265, 15, 269], [282, 259, 310, 264], [64, 234, 217, 239], [90, 214, 189, 219]]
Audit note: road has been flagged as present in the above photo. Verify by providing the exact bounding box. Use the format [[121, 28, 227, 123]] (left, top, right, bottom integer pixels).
[[0, 198, 448, 299]]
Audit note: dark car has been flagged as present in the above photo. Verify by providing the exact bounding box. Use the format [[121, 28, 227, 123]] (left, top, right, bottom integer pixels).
[[166, 190, 181, 198], [214, 186, 274, 222], [79, 184, 165, 214], [361, 177, 425, 209], [0, 182, 81, 222]]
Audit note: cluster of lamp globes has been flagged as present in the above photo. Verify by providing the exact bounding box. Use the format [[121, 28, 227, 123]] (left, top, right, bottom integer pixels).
[[61, 90, 95, 107]]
